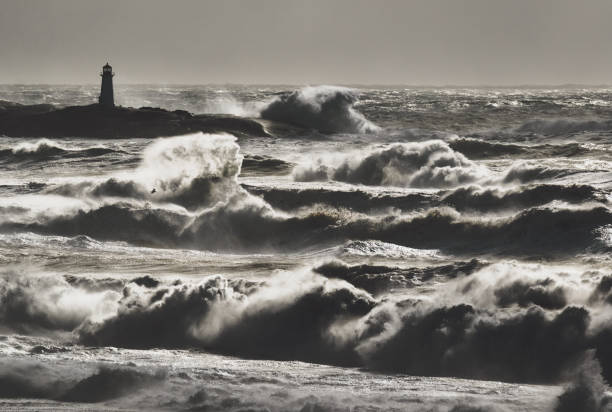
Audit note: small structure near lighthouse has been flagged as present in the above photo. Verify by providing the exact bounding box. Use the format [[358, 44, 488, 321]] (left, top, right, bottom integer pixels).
[[99, 63, 115, 108]]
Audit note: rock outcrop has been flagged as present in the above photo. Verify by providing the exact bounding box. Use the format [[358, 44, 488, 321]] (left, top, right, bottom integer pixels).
[[0, 101, 270, 138]]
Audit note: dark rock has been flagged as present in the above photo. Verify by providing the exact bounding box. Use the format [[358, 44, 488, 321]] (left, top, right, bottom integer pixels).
[[0, 101, 270, 139]]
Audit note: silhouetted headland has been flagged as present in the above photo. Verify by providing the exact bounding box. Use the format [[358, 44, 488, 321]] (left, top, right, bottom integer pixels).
[[0, 100, 270, 139]]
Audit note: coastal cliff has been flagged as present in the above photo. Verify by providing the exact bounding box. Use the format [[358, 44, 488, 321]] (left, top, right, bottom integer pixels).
[[0, 101, 270, 138]]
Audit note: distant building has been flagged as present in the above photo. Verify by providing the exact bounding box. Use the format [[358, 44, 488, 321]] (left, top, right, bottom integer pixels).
[[99, 63, 115, 107]]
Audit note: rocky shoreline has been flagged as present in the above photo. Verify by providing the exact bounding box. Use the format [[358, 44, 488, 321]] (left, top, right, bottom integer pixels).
[[0, 101, 270, 138]]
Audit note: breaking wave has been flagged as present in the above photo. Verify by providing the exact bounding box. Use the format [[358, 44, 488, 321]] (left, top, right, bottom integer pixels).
[[442, 184, 607, 212], [554, 351, 612, 412], [47, 133, 244, 210], [1, 134, 610, 257], [260, 86, 379, 134], [3, 264, 612, 386], [244, 184, 435, 213], [4, 85, 612, 412], [3, 203, 611, 258], [78, 271, 374, 366], [313, 259, 485, 295], [293, 140, 486, 188], [292, 139, 607, 189], [247, 183, 605, 214], [292, 139, 602, 188], [0, 268, 120, 334], [501, 162, 582, 184], [0, 139, 119, 162]]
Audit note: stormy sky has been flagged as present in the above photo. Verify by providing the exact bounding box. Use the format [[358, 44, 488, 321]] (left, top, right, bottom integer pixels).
[[1, 0, 612, 85]]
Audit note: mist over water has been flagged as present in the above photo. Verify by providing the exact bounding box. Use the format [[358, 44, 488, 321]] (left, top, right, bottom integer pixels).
[[1, 85, 612, 411]]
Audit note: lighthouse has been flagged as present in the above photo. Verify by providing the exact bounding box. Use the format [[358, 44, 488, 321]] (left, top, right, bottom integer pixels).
[[99, 63, 115, 108]]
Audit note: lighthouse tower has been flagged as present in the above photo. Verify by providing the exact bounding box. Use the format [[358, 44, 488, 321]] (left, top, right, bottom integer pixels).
[[99, 63, 115, 108]]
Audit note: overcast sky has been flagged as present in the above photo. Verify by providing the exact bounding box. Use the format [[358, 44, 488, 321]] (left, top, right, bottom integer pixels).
[[2, 0, 612, 85]]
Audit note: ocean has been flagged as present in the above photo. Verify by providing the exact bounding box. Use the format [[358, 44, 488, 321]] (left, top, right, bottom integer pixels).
[[0, 84, 611, 411]]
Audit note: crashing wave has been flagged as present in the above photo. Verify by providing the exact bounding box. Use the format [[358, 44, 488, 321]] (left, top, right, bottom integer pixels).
[[247, 182, 605, 214], [77, 271, 374, 367], [260, 86, 379, 134], [554, 351, 612, 412], [293, 140, 486, 188], [135, 132, 243, 209], [292, 140, 604, 188], [4, 202, 611, 256], [314, 258, 484, 295], [3, 264, 612, 385], [47, 133, 244, 210], [4, 135, 610, 256], [0, 269, 120, 333]]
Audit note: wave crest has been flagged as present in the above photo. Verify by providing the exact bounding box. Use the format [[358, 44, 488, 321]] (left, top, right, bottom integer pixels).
[[47, 133, 244, 210], [260, 86, 379, 134], [294, 140, 485, 188], [0, 139, 118, 162], [5, 266, 612, 385]]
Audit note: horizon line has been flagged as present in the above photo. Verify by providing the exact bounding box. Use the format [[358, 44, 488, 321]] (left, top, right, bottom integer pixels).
[[1, 82, 612, 89]]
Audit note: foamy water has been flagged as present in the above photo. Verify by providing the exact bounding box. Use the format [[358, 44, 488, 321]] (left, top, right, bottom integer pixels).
[[0, 85, 611, 411]]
